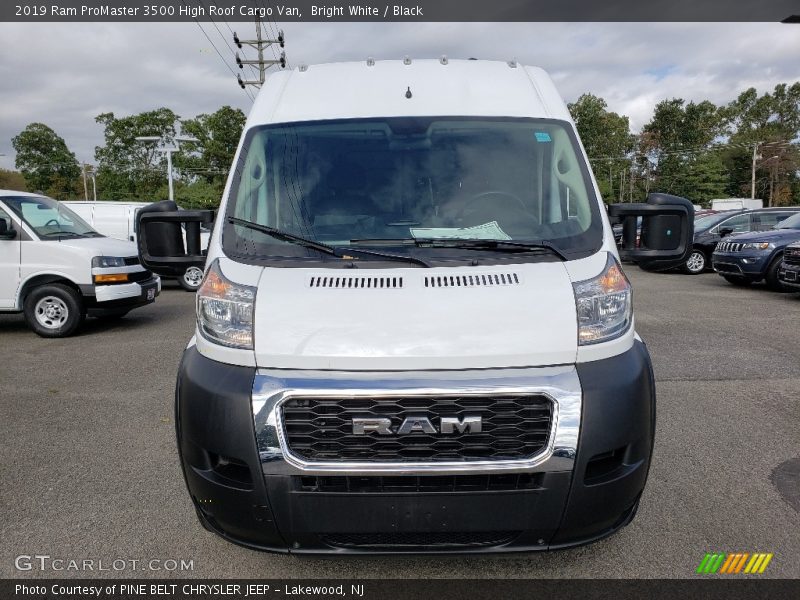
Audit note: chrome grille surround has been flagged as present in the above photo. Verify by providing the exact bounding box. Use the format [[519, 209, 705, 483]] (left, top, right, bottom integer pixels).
[[252, 366, 581, 475], [716, 241, 744, 253]]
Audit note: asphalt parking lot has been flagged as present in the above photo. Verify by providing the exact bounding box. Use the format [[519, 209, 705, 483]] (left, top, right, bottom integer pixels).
[[1, 269, 798, 579]]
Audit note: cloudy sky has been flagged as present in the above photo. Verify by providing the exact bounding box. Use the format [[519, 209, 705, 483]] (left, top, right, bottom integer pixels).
[[0, 21, 798, 170]]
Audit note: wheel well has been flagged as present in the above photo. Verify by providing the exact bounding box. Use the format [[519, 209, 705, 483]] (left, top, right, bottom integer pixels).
[[18, 275, 83, 308], [769, 251, 784, 265]]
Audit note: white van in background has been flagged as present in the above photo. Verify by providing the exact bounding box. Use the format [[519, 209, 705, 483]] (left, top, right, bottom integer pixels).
[[0, 191, 160, 337], [63, 200, 211, 291], [63, 201, 148, 242]]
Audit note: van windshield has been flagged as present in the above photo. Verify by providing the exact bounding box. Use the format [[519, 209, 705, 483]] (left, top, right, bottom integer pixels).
[[3, 196, 101, 239], [223, 117, 603, 263]]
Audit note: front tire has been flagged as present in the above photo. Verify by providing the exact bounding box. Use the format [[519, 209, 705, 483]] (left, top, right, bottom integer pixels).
[[765, 254, 787, 291], [682, 249, 706, 274], [179, 266, 204, 292], [23, 284, 84, 338]]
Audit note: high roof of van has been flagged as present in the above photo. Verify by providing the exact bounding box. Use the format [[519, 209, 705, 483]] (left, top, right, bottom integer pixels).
[[246, 59, 572, 127], [0, 189, 41, 198]]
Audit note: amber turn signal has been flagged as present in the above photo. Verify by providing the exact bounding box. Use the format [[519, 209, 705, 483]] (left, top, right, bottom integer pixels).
[[94, 273, 129, 283]]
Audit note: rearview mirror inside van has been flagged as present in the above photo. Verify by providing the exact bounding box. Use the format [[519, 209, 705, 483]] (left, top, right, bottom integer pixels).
[[608, 193, 694, 271]]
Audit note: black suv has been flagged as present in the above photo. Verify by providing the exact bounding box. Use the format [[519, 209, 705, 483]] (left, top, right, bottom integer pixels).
[[682, 207, 800, 274]]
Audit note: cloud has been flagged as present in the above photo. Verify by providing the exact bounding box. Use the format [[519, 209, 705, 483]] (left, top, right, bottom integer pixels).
[[0, 21, 798, 172]]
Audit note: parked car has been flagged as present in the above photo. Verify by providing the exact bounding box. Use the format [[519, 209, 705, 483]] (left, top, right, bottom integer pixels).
[[712, 211, 800, 289], [778, 242, 800, 290], [0, 191, 159, 337], [63, 200, 212, 291], [681, 207, 800, 274], [138, 59, 693, 554]]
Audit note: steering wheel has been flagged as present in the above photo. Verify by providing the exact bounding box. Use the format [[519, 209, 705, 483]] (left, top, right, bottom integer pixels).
[[456, 191, 528, 224], [44, 219, 61, 228]]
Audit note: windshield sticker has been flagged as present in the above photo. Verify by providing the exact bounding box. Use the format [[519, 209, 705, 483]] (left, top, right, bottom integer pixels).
[[410, 221, 512, 240], [535, 132, 552, 142]]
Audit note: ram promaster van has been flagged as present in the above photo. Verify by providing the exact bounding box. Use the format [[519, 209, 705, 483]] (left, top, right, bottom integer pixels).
[[0, 191, 160, 337], [139, 60, 693, 553]]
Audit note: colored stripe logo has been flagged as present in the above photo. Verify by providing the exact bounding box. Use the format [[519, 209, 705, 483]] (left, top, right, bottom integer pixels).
[[696, 552, 773, 574]]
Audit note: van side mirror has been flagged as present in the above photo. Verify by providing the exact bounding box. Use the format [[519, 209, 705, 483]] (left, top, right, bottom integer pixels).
[[718, 227, 734, 237], [608, 193, 694, 271], [135, 201, 215, 276], [0, 219, 17, 240]]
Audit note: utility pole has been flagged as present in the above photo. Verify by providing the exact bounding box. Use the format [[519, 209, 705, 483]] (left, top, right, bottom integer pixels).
[[234, 19, 286, 89], [629, 162, 635, 202], [88, 168, 97, 201], [82, 163, 89, 201], [135, 136, 198, 203], [751, 142, 761, 200]]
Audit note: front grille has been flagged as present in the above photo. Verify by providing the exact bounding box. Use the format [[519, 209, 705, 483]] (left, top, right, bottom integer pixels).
[[716, 241, 743, 253], [320, 531, 520, 549], [296, 473, 544, 493], [281, 394, 553, 462], [123, 256, 140, 266], [784, 248, 800, 266]]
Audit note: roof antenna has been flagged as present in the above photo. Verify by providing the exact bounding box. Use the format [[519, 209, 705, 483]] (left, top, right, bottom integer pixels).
[[405, 87, 412, 99]]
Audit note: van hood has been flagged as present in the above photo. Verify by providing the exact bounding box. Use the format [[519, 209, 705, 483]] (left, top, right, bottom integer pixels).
[[52, 236, 139, 258], [251, 261, 580, 370]]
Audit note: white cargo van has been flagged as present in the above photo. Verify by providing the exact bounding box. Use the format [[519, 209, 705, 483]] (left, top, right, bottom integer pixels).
[[0, 191, 160, 337], [140, 60, 692, 553], [63, 200, 211, 291], [62, 200, 150, 242]]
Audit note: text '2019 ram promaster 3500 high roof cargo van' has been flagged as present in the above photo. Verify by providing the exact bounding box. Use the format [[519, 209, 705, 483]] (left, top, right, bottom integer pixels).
[[137, 59, 694, 553]]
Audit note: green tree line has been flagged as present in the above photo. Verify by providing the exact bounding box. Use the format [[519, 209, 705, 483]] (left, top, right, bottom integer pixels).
[[7, 81, 800, 207], [570, 82, 800, 206]]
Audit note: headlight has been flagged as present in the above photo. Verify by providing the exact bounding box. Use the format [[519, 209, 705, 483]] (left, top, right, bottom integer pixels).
[[573, 254, 632, 345], [196, 260, 256, 349], [741, 242, 773, 251], [92, 256, 126, 268]]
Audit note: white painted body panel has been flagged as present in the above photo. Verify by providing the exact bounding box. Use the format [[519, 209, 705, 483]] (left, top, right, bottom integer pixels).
[[252, 263, 578, 370], [196, 61, 639, 369]]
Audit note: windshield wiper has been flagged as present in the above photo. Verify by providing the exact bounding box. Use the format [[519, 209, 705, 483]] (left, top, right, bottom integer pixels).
[[40, 230, 85, 238], [421, 239, 568, 261], [351, 237, 568, 261], [227, 217, 430, 268]]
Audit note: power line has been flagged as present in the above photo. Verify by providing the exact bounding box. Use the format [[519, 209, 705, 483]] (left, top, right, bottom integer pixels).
[[194, 0, 260, 85], [181, 0, 256, 102]]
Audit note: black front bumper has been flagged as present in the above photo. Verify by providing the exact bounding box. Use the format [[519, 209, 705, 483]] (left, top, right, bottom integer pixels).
[[175, 341, 656, 554], [778, 261, 800, 289]]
